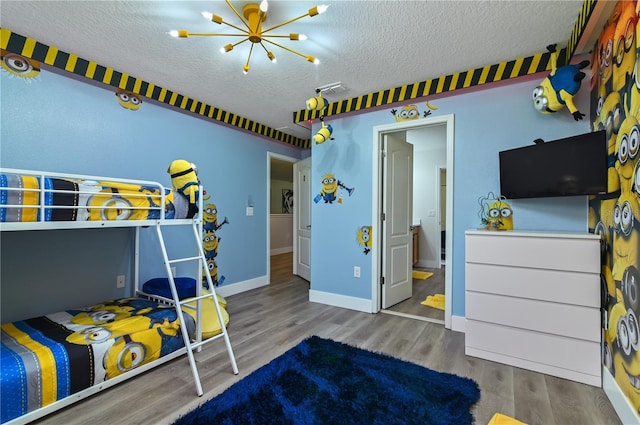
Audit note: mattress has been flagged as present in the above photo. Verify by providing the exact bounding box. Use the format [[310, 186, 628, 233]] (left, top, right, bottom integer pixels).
[[0, 173, 190, 222], [0, 297, 196, 423]]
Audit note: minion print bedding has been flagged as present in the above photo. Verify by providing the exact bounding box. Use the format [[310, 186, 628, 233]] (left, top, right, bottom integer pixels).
[[0, 173, 190, 222], [0, 298, 194, 423]]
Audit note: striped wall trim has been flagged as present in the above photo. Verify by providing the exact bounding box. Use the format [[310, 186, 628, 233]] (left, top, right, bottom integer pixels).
[[562, 0, 597, 66], [293, 49, 564, 123], [0, 28, 311, 149]]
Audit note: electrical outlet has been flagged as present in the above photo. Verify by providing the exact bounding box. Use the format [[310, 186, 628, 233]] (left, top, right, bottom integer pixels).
[[116, 275, 126, 288], [246, 206, 254, 216], [171, 267, 177, 277], [354, 266, 360, 278]]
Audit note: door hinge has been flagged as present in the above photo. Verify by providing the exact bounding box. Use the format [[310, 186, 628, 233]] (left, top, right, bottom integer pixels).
[[380, 276, 385, 286], [381, 212, 386, 221]]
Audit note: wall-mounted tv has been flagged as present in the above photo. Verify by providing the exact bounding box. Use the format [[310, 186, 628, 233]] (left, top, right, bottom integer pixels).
[[499, 130, 607, 199]]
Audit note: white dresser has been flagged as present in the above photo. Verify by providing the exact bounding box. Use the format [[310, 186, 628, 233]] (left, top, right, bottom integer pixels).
[[464, 229, 602, 386]]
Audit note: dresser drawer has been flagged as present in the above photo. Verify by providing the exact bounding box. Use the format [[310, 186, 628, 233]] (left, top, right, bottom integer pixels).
[[465, 262, 600, 307], [465, 319, 601, 384], [465, 292, 600, 341], [466, 233, 600, 273]]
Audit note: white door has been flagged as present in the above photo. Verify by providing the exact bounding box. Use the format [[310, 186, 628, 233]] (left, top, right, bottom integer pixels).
[[293, 157, 311, 281], [382, 134, 414, 308]]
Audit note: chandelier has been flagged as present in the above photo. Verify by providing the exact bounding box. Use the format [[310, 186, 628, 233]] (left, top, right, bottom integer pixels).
[[170, 0, 328, 74]]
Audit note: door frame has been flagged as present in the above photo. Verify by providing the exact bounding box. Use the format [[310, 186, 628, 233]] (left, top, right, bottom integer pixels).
[[292, 156, 311, 280], [371, 114, 454, 328], [266, 152, 298, 283]]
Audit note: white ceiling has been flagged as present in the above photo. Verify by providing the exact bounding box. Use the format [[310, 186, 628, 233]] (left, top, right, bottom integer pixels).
[[2, 1, 595, 142]]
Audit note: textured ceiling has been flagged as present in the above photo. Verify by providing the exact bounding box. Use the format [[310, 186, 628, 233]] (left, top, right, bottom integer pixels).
[[2, 1, 593, 142]]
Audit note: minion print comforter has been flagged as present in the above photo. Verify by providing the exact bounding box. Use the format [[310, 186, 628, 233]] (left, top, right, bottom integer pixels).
[[0, 173, 190, 222], [0, 297, 194, 423]]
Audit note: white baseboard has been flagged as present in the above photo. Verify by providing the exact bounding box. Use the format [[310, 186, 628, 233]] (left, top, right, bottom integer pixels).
[[215, 275, 268, 297], [309, 289, 373, 313], [451, 314, 465, 333], [270, 247, 293, 256], [603, 366, 639, 424]]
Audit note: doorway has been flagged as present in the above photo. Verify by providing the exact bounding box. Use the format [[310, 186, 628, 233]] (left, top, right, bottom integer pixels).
[[266, 153, 297, 283], [372, 114, 454, 329]]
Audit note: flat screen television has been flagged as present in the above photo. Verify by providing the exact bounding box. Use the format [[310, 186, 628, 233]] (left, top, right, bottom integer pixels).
[[499, 130, 607, 199]]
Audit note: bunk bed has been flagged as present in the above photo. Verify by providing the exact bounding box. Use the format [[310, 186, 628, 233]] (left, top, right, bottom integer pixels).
[[0, 167, 238, 424]]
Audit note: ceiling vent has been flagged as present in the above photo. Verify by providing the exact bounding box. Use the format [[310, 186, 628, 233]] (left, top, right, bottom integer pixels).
[[315, 81, 348, 96]]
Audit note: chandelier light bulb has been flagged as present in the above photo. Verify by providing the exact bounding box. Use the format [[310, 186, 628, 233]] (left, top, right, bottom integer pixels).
[[174, 1, 328, 72]]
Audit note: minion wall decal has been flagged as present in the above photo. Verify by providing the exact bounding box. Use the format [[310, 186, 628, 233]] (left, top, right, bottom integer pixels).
[[203, 201, 229, 232], [203, 230, 220, 259], [533, 44, 590, 120], [0, 50, 40, 80], [313, 173, 355, 204], [477, 192, 513, 230], [201, 195, 227, 287], [115, 89, 142, 111], [357, 225, 372, 254], [590, 1, 640, 416], [390, 104, 432, 122]]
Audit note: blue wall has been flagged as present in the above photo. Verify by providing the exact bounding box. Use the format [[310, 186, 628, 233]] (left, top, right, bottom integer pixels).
[[1, 56, 592, 323], [1, 67, 302, 322], [310, 75, 591, 318]]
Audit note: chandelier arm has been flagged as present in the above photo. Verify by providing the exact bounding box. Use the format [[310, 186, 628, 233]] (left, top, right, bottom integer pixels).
[[245, 43, 255, 67], [259, 34, 297, 38], [187, 33, 248, 37], [217, 20, 251, 34], [225, 0, 251, 31], [262, 38, 311, 60], [262, 13, 310, 34], [232, 38, 251, 48]]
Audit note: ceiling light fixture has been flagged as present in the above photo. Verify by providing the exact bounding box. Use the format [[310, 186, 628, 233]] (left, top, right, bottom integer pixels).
[[169, 0, 328, 74]]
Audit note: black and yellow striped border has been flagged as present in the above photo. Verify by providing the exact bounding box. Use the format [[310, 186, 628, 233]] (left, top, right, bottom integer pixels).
[[562, 0, 597, 66], [294, 49, 560, 123], [0, 28, 311, 149], [294, 0, 596, 125]]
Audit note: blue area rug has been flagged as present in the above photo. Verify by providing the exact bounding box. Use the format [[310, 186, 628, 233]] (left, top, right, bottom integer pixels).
[[173, 336, 480, 425]]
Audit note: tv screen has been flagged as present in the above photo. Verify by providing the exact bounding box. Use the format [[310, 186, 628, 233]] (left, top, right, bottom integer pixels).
[[499, 130, 607, 199]]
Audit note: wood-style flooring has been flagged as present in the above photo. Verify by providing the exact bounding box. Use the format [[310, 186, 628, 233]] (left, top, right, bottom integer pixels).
[[386, 265, 445, 322], [34, 253, 622, 425]]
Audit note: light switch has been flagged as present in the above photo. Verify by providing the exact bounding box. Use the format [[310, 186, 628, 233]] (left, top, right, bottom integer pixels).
[[246, 206, 254, 216]]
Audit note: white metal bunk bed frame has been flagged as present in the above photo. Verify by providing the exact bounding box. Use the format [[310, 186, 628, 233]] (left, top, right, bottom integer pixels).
[[0, 167, 238, 424]]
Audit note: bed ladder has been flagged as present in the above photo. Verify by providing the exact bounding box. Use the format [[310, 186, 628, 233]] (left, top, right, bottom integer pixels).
[[154, 221, 239, 396]]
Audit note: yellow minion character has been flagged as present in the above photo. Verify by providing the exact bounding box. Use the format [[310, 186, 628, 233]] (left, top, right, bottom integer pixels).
[[168, 160, 199, 218], [484, 199, 513, 230], [357, 225, 372, 254]]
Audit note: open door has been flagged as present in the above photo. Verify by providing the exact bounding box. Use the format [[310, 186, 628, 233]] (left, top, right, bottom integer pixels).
[[293, 157, 311, 281], [381, 133, 414, 308]]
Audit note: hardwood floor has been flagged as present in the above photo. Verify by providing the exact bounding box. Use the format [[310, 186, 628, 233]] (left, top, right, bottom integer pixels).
[[385, 265, 445, 322], [34, 253, 622, 425]]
